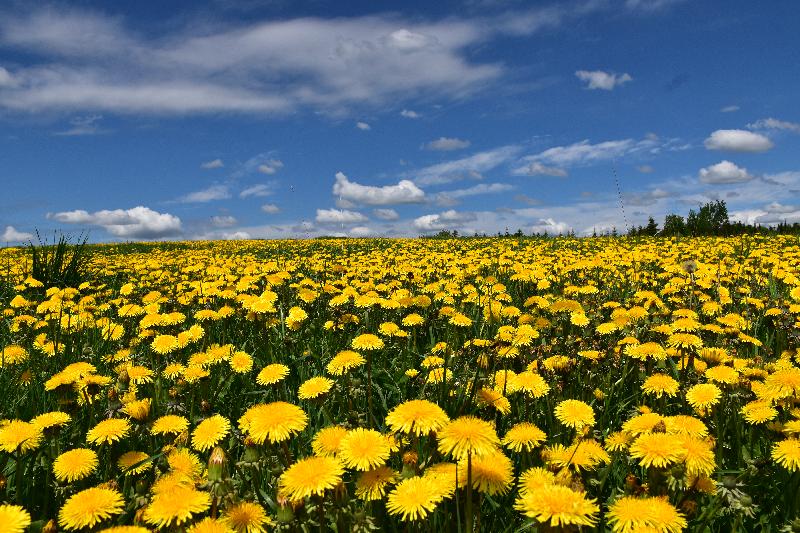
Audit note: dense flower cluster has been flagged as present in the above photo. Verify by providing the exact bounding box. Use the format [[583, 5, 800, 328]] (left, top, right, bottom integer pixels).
[[1, 236, 800, 530]]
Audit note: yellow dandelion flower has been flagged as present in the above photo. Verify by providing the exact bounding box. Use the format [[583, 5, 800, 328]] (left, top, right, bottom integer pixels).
[[356, 465, 397, 501], [151, 414, 190, 436], [327, 350, 365, 375], [256, 364, 289, 385], [53, 448, 99, 482], [437, 416, 500, 459], [118, 451, 151, 476], [339, 428, 392, 471], [87, 418, 130, 446], [502, 422, 547, 453], [278, 456, 344, 503], [460, 448, 513, 495], [514, 485, 598, 528], [238, 402, 308, 444], [229, 351, 254, 374], [351, 334, 384, 350], [686, 383, 722, 415], [772, 438, 800, 472], [629, 432, 683, 469], [151, 334, 179, 354], [144, 486, 211, 528], [607, 495, 687, 533], [312, 425, 349, 457], [0, 504, 31, 533], [58, 486, 125, 531], [298, 376, 335, 400], [223, 501, 270, 533], [0, 420, 43, 453], [386, 476, 448, 521], [554, 399, 595, 430], [642, 374, 680, 398], [192, 415, 231, 452]]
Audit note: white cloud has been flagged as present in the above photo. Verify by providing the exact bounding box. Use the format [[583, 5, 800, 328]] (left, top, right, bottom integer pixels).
[[54, 114, 104, 136], [575, 70, 632, 90], [698, 160, 753, 184], [0, 4, 609, 116], [350, 226, 373, 236], [434, 183, 513, 206], [0, 66, 16, 87], [424, 137, 471, 151], [1, 226, 33, 242], [315, 208, 368, 224], [513, 161, 568, 177], [257, 159, 283, 174], [210, 215, 237, 227], [413, 210, 477, 231], [524, 139, 633, 166], [625, 0, 687, 11], [373, 208, 399, 220], [414, 145, 521, 186], [48, 206, 182, 239], [747, 117, 800, 134], [221, 231, 251, 240], [240, 184, 275, 198], [720, 105, 739, 113], [356, 121, 371, 130], [530, 217, 570, 235], [261, 203, 281, 214], [333, 172, 425, 205], [704, 129, 773, 153], [179, 185, 231, 203], [400, 109, 421, 118], [201, 158, 224, 169]]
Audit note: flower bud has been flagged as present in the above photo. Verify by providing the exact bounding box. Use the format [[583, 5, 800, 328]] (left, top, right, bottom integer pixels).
[[208, 446, 227, 482]]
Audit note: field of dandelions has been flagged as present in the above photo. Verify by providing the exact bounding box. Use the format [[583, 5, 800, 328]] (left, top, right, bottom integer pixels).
[[1, 236, 800, 532]]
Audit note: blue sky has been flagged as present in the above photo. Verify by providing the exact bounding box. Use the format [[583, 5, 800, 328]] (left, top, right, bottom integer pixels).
[[2, 0, 799, 242]]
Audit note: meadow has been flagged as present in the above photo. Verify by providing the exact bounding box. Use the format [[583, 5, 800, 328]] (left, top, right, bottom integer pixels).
[[1, 235, 799, 532]]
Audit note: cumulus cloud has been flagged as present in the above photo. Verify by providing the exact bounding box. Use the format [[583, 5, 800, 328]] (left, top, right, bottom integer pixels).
[[257, 159, 283, 174], [201, 158, 224, 169], [530, 217, 570, 234], [704, 129, 773, 153], [240, 184, 275, 198], [210, 215, 237, 227], [720, 105, 739, 113], [513, 161, 568, 177], [1, 226, 33, 242], [575, 70, 632, 90], [414, 145, 521, 186], [54, 114, 104, 136], [261, 203, 280, 214], [356, 121, 371, 130], [179, 185, 231, 203], [698, 160, 753, 184], [400, 109, 421, 118], [48, 206, 182, 239], [413, 210, 477, 231], [424, 137, 471, 151], [747, 117, 800, 134], [315, 208, 368, 224], [373, 208, 399, 220], [333, 172, 425, 205]]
